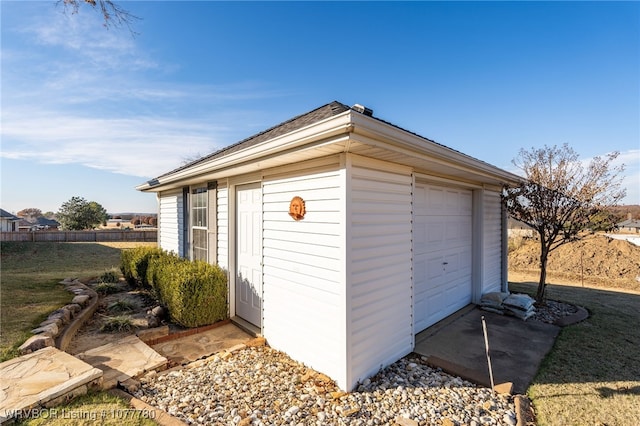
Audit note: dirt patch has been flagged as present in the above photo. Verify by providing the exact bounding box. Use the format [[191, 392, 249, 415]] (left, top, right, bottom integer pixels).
[[508, 233, 640, 292], [67, 280, 162, 355]]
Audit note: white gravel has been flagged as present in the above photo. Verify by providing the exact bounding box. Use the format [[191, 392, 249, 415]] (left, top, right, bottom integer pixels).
[[135, 346, 516, 425]]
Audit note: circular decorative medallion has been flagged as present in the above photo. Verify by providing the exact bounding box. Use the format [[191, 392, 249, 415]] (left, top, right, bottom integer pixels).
[[288, 196, 306, 221]]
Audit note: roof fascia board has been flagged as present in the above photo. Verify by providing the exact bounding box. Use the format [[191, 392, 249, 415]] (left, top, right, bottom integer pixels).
[[138, 111, 353, 192], [349, 113, 522, 185]]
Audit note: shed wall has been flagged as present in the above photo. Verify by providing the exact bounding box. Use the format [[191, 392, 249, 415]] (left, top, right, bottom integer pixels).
[[217, 183, 229, 270], [346, 159, 413, 389], [482, 190, 503, 294], [261, 165, 346, 387], [158, 189, 184, 255]]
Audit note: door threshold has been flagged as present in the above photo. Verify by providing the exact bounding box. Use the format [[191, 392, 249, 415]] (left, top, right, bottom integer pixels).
[[231, 316, 261, 337]]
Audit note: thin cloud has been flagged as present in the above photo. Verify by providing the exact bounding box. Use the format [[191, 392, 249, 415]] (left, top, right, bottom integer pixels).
[[1, 5, 287, 181], [1, 109, 229, 177]]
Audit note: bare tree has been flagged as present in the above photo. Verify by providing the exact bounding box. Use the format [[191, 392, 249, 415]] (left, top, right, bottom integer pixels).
[[16, 208, 43, 222], [59, 0, 139, 33], [503, 144, 626, 302]]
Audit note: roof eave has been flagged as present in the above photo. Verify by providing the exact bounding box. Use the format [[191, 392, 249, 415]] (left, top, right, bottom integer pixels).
[[137, 111, 353, 192], [349, 113, 523, 186]]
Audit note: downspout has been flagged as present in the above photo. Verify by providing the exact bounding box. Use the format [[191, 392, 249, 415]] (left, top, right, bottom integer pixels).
[[343, 123, 355, 153]]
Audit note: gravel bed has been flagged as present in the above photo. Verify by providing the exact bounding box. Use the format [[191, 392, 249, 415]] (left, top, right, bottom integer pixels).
[[531, 299, 579, 324], [136, 346, 516, 426]]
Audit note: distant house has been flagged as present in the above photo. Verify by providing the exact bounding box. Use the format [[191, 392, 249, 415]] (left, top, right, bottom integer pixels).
[[617, 215, 640, 234], [138, 101, 521, 391], [507, 218, 535, 238], [18, 219, 34, 232], [0, 209, 20, 232], [34, 217, 60, 230], [17, 217, 60, 231]]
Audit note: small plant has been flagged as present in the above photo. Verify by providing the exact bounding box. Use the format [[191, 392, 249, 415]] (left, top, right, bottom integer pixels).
[[100, 315, 133, 332], [99, 268, 120, 284], [94, 282, 120, 295], [107, 299, 136, 313]]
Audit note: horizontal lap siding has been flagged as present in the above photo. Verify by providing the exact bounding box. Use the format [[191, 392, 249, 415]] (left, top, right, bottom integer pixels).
[[217, 184, 229, 269], [482, 191, 502, 294], [262, 168, 344, 385], [348, 165, 413, 388], [158, 190, 184, 255]]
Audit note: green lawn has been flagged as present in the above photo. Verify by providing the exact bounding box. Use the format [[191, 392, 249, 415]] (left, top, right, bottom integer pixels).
[[510, 278, 640, 426], [1, 241, 159, 426], [0, 241, 152, 361]]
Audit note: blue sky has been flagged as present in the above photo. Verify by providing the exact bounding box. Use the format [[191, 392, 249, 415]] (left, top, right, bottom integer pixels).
[[1, 1, 638, 214]]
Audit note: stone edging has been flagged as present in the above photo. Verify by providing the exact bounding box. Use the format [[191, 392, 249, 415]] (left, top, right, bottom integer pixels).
[[109, 388, 188, 426], [554, 305, 589, 327], [56, 281, 99, 351], [514, 394, 535, 426], [17, 278, 98, 355], [141, 319, 232, 346]]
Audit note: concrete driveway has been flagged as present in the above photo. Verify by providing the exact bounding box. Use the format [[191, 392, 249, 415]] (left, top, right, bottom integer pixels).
[[414, 305, 561, 394]]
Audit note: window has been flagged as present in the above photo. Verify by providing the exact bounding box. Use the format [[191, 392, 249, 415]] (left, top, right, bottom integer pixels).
[[191, 187, 207, 261]]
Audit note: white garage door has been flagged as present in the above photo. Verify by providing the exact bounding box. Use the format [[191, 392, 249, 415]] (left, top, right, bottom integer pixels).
[[413, 183, 473, 333]]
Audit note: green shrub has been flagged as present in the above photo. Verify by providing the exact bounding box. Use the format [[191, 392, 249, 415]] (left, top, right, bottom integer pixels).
[[148, 254, 228, 328], [120, 246, 164, 287], [145, 250, 181, 294], [99, 268, 120, 284]]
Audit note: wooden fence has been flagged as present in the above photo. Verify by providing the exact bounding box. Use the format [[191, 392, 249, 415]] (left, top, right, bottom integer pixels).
[[0, 230, 157, 243]]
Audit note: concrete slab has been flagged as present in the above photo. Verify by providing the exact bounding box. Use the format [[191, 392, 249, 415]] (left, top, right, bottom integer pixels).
[[414, 306, 560, 394], [77, 335, 167, 389], [0, 347, 103, 423], [151, 322, 252, 366]]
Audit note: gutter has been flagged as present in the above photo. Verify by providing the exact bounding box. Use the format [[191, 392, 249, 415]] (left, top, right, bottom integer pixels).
[[137, 112, 354, 192]]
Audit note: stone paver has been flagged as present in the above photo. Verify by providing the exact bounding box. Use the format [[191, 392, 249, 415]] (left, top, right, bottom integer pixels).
[[77, 335, 168, 389], [151, 322, 251, 365], [0, 347, 103, 423]]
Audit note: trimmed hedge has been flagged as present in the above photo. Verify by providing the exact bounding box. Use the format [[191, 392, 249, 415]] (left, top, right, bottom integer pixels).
[[120, 246, 164, 287], [124, 248, 228, 328]]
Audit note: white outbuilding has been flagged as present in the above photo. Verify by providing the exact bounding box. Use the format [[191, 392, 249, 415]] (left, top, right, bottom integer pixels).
[[137, 101, 521, 390]]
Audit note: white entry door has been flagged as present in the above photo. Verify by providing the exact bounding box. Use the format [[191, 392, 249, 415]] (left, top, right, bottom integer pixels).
[[236, 183, 262, 327], [413, 183, 473, 333]]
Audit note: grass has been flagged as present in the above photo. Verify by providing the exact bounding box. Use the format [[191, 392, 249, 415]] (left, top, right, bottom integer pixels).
[[107, 299, 137, 313], [100, 315, 134, 332], [1, 241, 158, 425], [510, 275, 640, 426], [16, 390, 156, 426], [95, 282, 123, 295], [0, 241, 155, 360]]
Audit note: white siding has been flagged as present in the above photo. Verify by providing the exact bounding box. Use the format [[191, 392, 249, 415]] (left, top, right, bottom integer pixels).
[[347, 162, 413, 389], [1, 219, 18, 232], [261, 166, 345, 387], [158, 189, 184, 255], [482, 190, 503, 294], [217, 183, 229, 270]]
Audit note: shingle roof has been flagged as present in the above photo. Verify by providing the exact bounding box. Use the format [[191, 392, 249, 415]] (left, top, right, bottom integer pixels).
[[151, 100, 514, 184], [617, 219, 640, 228], [157, 101, 351, 179], [35, 217, 60, 227], [0, 209, 20, 220]]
